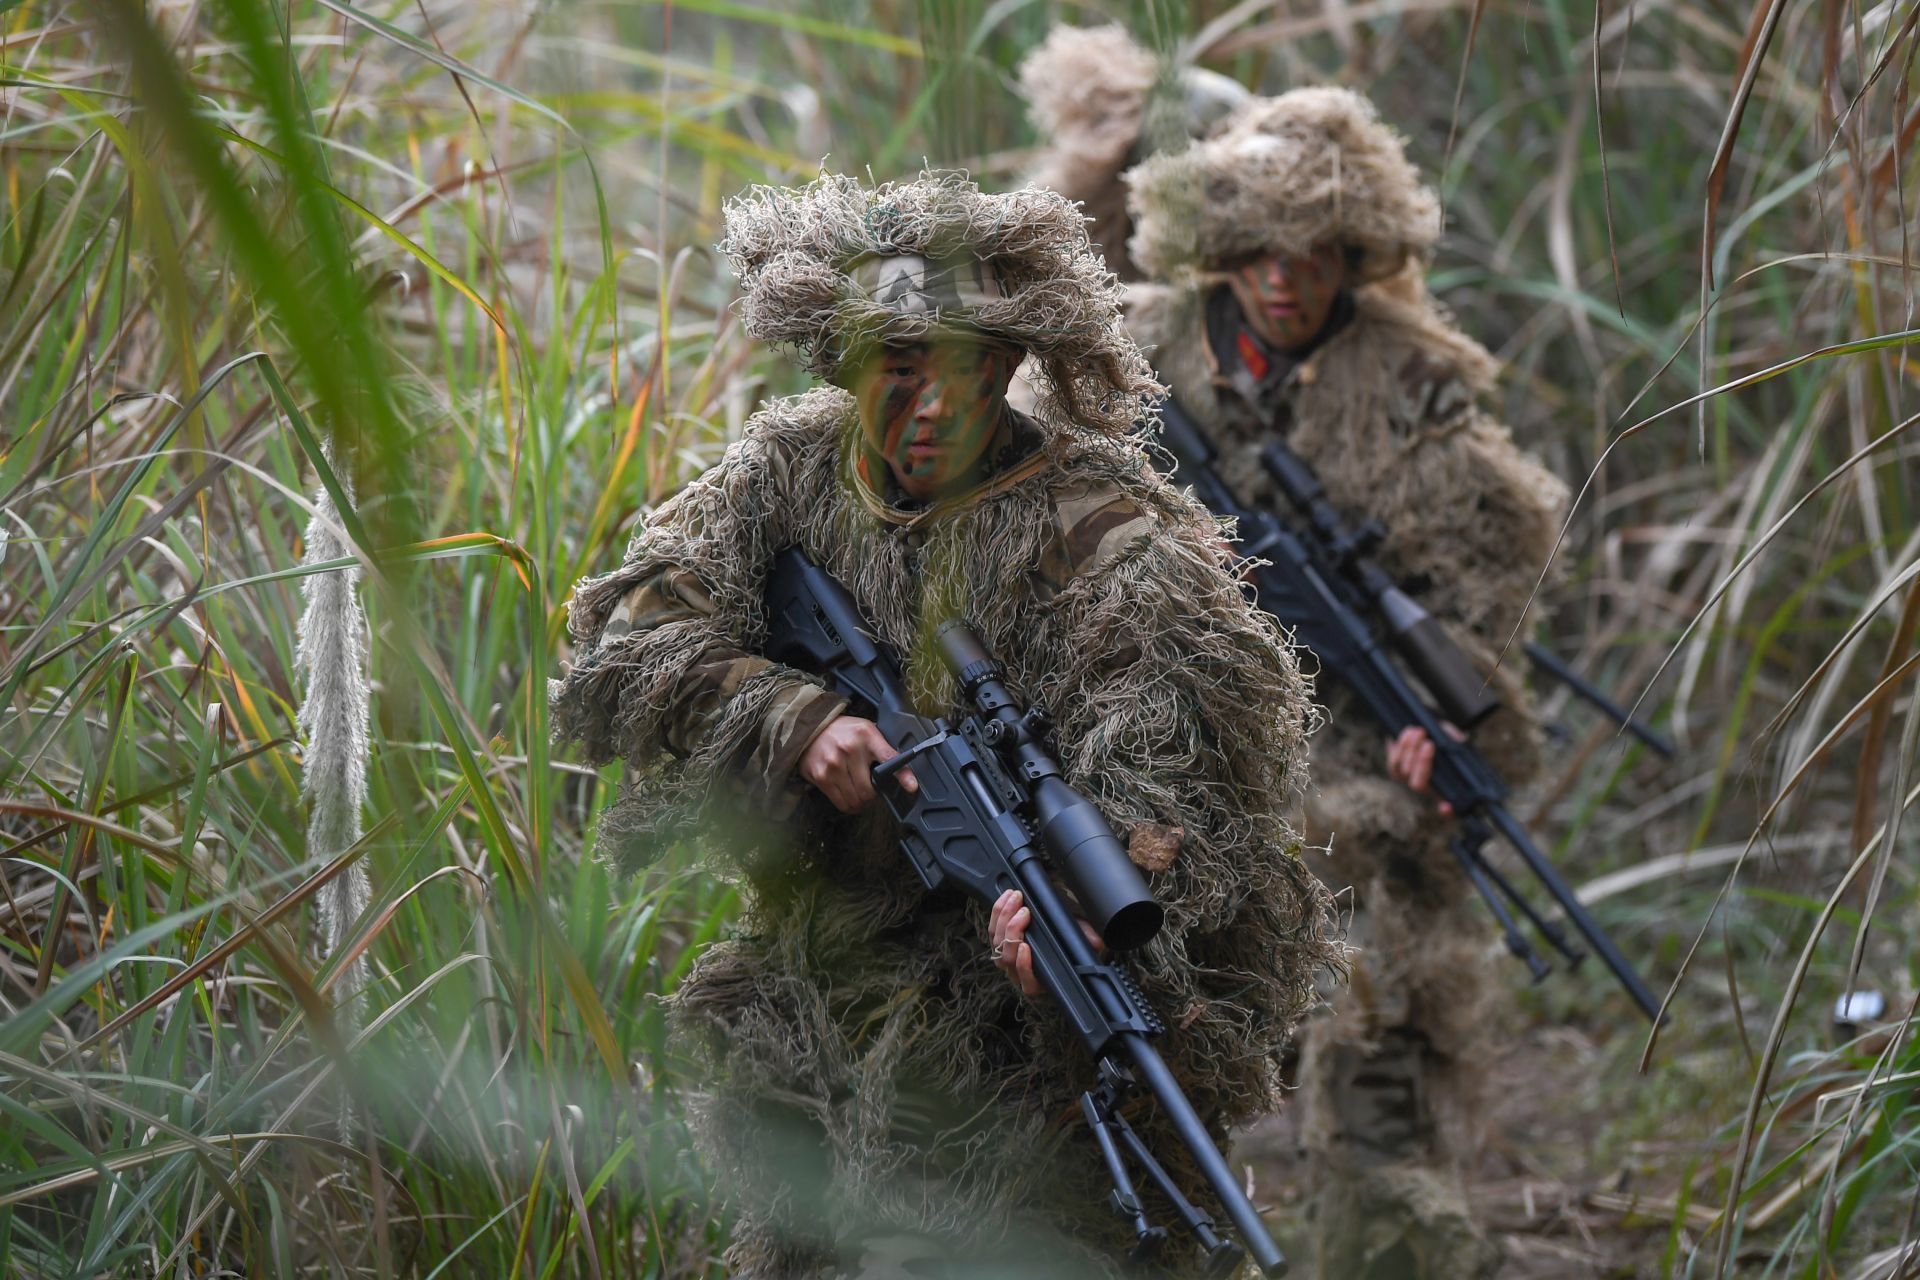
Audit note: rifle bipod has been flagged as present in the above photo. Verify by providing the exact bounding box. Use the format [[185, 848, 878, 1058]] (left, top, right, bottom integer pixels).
[[1448, 817, 1585, 983], [1080, 1058, 1247, 1278]]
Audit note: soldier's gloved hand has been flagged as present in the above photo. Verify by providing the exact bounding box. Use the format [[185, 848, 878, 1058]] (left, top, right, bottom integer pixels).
[[989, 889, 1103, 999], [1385, 723, 1466, 816], [800, 715, 918, 813]]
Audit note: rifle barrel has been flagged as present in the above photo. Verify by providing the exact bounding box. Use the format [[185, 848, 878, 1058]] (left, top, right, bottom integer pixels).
[[1122, 1032, 1288, 1276], [1486, 805, 1666, 1022], [1524, 642, 1675, 759]]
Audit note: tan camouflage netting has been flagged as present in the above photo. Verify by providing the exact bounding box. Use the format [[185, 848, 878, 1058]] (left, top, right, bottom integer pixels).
[[1127, 87, 1441, 283]]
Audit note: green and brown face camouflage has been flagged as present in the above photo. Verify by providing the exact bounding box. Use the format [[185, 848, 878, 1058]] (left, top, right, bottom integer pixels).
[[844, 335, 1022, 503], [1216, 243, 1350, 352]]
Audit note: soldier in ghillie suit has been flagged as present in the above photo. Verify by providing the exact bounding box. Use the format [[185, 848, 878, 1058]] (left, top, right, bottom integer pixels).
[[1119, 91, 1571, 1277], [1018, 25, 1249, 282], [550, 170, 1334, 1277]]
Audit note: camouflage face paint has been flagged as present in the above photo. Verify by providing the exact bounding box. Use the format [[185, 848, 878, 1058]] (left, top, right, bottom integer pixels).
[[1223, 243, 1349, 353], [849, 338, 1016, 502]]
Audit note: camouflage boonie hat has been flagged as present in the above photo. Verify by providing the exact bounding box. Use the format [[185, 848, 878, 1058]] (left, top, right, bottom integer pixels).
[[1127, 87, 1441, 284], [836, 251, 1015, 359], [718, 170, 1161, 437], [848, 252, 1009, 317]]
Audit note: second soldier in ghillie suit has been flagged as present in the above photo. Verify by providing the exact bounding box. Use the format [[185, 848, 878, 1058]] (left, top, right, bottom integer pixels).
[[550, 170, 1334, 1277], [1018, 24, 1249, 283], [1119, 90, 1571, 1277]]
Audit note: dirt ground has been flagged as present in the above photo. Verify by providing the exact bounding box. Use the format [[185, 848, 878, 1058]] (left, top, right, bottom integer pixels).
[[1239, 1021, 1705, 1278]]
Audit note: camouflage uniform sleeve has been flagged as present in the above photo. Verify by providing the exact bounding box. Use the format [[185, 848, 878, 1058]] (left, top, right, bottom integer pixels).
[[598, 564, 848, 818], [1032, 477, 1162, 605]]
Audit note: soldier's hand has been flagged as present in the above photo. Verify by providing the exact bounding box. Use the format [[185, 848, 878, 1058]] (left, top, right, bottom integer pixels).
[[800, 716, 918, 813], [990, 889, 1103, 1000], [1385, 724, 1464, 816]]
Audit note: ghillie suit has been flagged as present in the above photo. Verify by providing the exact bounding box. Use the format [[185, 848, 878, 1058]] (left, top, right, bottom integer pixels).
[[1126, 90, 1570, 1280], [551, 171, 1335, 1278], [1019, 25, 1248, 282]]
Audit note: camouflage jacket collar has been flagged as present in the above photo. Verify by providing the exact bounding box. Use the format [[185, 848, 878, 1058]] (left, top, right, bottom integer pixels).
[[1201, 285, 1354, 431]]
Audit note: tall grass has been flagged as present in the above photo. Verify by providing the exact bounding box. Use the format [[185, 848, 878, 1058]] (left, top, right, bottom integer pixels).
[[1326, 4, 1920, 1272], [1, 2, 754, 1272], [1, 0, 1916, 1276]]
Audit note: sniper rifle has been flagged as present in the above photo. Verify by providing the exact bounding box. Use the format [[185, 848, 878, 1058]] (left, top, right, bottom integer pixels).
[[764, 546, 1288, 1277], [1155, 398, 1665, 1023]]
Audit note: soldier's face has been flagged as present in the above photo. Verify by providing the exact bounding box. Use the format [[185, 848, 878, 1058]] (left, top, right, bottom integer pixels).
[[1223, 244, 1348, 352], [848, 337, 1019, 502]]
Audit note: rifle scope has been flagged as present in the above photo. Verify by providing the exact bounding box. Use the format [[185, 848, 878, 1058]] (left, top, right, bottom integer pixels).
[[1262, 442, 1501, 730], [936, 621, 1166, 952]]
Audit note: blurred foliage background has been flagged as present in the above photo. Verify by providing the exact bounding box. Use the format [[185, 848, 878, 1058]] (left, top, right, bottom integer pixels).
[[1, 0, 1916, 1275]]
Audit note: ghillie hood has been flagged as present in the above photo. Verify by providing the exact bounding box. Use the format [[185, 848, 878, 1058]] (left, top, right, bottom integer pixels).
[[719, 169, 1159, 437], [1127, 87, 1440, 284], [1019, 25, 1248, 281]]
